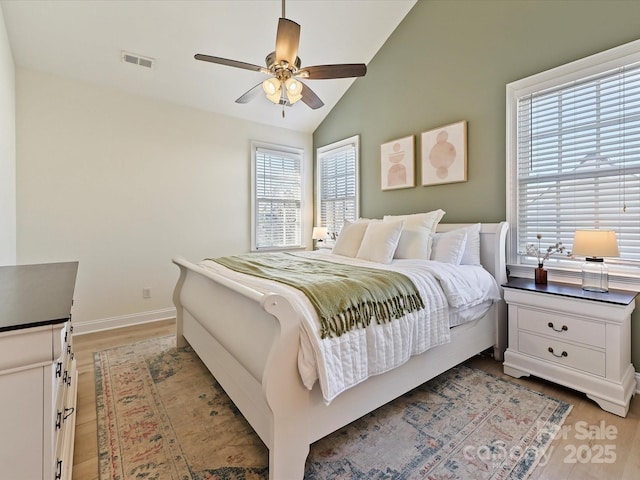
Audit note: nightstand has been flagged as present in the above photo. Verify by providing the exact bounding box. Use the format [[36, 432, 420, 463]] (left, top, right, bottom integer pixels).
[[502, 278, 637, 417]]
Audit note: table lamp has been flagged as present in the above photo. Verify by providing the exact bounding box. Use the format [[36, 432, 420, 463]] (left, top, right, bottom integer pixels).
[[312, 227, 328, 249], [572, 230, 619, 292]]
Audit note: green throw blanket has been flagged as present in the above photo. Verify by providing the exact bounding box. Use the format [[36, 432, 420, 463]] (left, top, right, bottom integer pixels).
[[210, 253, 425, 339]]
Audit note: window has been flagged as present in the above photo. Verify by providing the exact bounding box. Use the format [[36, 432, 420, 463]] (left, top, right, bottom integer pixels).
[[507, 40, 640, 277], [316, 135, 359, 238], [251, 141, 304, 250]]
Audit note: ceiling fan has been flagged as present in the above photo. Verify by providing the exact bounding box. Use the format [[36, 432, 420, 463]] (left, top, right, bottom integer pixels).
[[194, 0, 367, 113]]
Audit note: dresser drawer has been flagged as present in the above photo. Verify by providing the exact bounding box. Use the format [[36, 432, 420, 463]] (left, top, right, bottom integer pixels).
[[0, 325, 64, 372], [518, 331, 606, 376], [516, 307, 605, 348], [55, 357, 77, 480]]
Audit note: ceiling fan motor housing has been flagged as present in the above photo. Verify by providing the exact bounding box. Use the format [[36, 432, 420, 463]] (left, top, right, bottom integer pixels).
[[266, 51, 301, 76]]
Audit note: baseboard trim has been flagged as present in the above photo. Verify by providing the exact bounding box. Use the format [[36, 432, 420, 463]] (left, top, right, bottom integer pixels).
[[73, 307, 176, 335]]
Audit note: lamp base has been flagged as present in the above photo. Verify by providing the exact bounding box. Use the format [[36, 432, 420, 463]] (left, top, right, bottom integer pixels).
[[581, 257, 609, 293]]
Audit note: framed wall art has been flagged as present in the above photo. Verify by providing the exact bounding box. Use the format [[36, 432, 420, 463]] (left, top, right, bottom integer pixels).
[[380, 135, 415, 191], [421, 120, 467, 186]]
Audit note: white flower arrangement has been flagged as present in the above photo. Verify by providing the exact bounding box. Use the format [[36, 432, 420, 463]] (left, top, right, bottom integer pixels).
[[525, 234, 567, 267]]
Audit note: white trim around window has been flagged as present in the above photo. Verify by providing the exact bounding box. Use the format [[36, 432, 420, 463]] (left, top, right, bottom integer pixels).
[[251, 140, 305, 251], [506, 39, 640, 288], [316, 135, 360, 242]]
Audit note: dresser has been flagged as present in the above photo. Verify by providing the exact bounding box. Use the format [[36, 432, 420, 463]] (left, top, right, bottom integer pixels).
[[502, 278, 637, 417], [0, 262, 78, 480]]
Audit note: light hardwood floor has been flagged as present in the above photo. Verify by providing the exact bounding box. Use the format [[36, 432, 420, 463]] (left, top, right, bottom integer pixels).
[[72, 319, 177, 480], [72, 319, 640, 480]]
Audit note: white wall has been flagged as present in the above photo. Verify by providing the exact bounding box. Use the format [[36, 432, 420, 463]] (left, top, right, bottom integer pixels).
[[0, 5, 16, 265], [16, 68, 312, 330]]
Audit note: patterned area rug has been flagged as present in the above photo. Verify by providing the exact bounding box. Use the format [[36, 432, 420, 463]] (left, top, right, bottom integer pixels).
[[95, 336, 572, 480]]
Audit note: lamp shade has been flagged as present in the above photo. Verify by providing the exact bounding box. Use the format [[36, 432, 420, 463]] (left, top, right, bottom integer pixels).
[[312, 227, 328, 240], [262, 78, 282, 103], [572, 230, 619, 258], [284, 78, 303, 104]]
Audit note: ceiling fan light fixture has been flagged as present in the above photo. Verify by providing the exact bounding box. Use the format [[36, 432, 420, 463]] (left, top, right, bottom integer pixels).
[[262, 77, 282, 103], [284, 77, 303, 104], [194, 0, 366, 112]]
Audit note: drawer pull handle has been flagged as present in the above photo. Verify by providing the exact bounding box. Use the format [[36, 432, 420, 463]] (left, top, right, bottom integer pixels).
[[548, 347, 568, 358], [548, 322, 568, 332], [63, 407, 75, 421]]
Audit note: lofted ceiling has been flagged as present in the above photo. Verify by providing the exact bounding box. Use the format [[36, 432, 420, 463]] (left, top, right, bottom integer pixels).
[[1, 0, 416, 133]]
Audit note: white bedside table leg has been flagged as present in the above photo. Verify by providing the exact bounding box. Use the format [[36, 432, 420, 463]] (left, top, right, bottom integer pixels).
[[503, 363, 531, 379]]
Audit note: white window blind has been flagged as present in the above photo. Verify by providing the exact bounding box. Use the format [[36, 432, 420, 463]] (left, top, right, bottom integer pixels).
[[252, 144, 303, 250], [317, 136, 359, 237], [509, 42, 640, 268]]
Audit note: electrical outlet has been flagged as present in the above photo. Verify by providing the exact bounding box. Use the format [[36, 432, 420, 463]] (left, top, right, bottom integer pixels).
[[143, 287, 152, 299]]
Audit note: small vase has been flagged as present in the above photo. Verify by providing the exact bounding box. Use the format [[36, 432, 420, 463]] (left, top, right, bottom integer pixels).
[[534, 264, 547, 285]]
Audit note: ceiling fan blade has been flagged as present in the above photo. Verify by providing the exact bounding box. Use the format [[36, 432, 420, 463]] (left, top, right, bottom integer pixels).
[[275, 18, 300, 66], [235, 83, 264, 104], [300, 83, 324, 110], [301, 64, 367, 80], [195, 54, 265, 73]]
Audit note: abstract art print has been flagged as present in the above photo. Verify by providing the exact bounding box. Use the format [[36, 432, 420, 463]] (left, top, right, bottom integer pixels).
[[380, 135, 415, 190], [421, 120, 467, 186]]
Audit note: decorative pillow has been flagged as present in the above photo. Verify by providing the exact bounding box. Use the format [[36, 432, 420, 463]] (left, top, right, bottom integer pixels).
[[383, 209, 445, 259], [332, 220, 370, 257], [393, 228, 434, 260], [458, 223, 481, 265], [431, 229, 468, 264], [356, 220, 405, 264]]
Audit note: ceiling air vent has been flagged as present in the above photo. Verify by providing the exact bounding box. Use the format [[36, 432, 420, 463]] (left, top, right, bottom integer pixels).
[[121, 51, 155, 69]]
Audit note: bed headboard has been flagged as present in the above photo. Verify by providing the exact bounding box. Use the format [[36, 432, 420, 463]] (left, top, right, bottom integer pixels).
[[435, 222, 509, 285]]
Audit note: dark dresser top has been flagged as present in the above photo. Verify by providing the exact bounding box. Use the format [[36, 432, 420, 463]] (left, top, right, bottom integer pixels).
[[0, 262, 78, 332], [503, 277, 637, 306]]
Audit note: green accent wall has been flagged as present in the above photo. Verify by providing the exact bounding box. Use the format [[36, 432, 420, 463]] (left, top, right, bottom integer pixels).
[[313, 0, 640, 368]]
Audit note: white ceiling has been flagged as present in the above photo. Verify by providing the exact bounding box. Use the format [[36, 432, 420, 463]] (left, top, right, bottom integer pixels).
[[1, 0, 416, 133]]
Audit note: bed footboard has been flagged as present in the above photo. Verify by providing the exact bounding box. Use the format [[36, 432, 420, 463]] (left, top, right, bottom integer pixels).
[[172, 256, 312, 479]]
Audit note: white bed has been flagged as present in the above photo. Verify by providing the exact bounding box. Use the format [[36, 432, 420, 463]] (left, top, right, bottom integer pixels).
[[172, 222, 508, 479]]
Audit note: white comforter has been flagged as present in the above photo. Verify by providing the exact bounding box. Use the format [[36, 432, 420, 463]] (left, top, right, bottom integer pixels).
[[200, 251, 501, 403]]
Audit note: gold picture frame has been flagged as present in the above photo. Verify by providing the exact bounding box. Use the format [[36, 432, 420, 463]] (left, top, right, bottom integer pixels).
[[421, 120, 467, 186], [380, 135, 415, 191]]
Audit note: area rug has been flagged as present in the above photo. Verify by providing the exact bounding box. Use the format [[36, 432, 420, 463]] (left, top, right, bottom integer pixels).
[[95, 336, 572, 480]]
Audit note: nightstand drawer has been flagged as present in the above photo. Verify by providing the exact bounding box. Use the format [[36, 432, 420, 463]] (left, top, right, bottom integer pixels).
[[516, 308, 605, 348], [518, 331, 605, 376]]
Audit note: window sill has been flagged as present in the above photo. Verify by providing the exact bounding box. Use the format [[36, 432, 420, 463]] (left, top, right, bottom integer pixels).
[[252, 246, 307, 253], [507, 263, 640, 292]]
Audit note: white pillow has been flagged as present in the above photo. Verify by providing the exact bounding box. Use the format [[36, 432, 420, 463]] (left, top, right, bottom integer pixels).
[[431, 229, 468, 264], [392, 228, 433, 259], [384, 209, 445, 232], [332, 220, 370, 257], [383, 209, 445, 259], [356, 220, 404, 264], [458, 223, 481, 265]]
